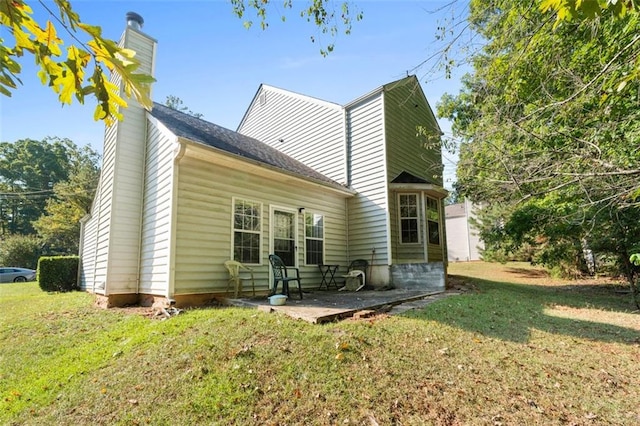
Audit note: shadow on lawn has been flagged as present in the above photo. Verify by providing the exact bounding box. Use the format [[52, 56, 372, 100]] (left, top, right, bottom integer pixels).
[[408, 276, 640, 345]]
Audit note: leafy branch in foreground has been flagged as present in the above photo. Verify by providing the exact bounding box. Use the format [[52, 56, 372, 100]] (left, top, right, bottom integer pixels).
[[229, 0, 363, 56], [1, 0, 155, 125]]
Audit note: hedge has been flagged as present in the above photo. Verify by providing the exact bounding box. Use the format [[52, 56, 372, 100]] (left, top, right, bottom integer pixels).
[[38, 256, 79, 292]]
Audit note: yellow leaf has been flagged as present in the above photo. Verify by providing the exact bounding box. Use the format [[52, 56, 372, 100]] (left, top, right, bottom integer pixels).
[[78, 22, 102, 38], [53, 69, 76, 104], [13, 25, 35, 52], [44, 21, 62, 56]]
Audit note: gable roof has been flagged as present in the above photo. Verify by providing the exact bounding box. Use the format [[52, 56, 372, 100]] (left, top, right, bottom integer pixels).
[[150, 102, 349, 190], [345, 75, 443, 135], [237, 84, 342, 131]]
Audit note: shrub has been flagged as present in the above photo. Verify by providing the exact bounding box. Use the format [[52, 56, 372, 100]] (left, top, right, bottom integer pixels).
[[38, 256, 79, 292], [0, 234, 42, 269]]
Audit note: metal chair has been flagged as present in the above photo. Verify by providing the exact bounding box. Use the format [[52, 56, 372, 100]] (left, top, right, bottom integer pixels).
[[268, 254, 303, 299], [340, 259, 368, 291], [224, 260, 255, 298]]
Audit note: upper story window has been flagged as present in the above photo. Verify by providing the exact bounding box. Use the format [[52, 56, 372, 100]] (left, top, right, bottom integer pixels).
[[399, 193, 420, 244], [304, 213, 324, 265], [233, 198, 262, 264], [426, 197, 440, 245]]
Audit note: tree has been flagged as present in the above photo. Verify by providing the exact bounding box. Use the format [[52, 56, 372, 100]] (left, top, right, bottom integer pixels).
[[230, 0, 362, 56], [0, 234, 42, 269], [32, 146, 100, 254], [437, 1, 640, 291], [165, 96, 204, 119], [1, 1, 360, 124], [0, 137, 98, 237]]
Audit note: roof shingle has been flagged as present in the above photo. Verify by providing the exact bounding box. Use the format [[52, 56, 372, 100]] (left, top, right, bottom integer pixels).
[[150, 102, 345, 188]]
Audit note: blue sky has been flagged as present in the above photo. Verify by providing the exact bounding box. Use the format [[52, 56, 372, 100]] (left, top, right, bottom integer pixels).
[[1, 0, 470, 188]]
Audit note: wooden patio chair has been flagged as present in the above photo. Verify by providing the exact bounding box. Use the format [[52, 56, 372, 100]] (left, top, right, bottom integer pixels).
[[224, 260, 255, 298], [340, 259, 368, 292], [268, 254, 303, 299]]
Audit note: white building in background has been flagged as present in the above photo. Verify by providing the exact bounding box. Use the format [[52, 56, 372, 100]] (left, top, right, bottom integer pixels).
[[445, 199, 484, 262]]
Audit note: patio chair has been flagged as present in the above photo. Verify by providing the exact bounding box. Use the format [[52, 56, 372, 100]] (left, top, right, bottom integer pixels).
[[339, 259, 368, 292], [224, 260, 255, 298], [268, 254, 303, 299]]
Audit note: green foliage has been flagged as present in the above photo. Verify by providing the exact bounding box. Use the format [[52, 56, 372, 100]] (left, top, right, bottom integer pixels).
[[229, 0, 363, 56], [0, 234, 42, 269], [164, 95, 203, 119], [439, 0, 640, 284], [32, 146, 99, 254], [37, 255, 79, 292], [0, 137, 99, 241], [541, 0, 640, 23], [1, 1, 154, 124]]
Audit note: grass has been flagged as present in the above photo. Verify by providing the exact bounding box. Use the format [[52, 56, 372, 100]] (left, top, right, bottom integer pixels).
[[1, 262, 639, 425]]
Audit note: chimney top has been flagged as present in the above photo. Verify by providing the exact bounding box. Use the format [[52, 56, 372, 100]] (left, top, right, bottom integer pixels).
[[126, 11, 144, 30]]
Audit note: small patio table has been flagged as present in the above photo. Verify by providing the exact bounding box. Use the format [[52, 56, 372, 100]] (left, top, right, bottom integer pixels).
[[318, 264, 340, 290]]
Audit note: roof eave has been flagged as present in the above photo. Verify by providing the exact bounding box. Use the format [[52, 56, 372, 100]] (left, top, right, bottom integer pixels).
[[178, 137, 356, 197], [388, 182, 449, 198]]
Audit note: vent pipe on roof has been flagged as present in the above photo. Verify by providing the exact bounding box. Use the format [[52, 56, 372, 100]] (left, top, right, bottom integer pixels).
[[126, 11, 144, 30]]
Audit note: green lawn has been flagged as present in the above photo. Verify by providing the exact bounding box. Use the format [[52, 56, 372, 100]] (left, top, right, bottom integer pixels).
[[1, 262, 638, 425]]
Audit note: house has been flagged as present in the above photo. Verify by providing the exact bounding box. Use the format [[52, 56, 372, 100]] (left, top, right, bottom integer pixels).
[[78, 13, 449, 307], [445, 199, 484, 262]]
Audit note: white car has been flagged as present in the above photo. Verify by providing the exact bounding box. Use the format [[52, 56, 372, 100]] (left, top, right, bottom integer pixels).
[[0, 267, 37, 283]]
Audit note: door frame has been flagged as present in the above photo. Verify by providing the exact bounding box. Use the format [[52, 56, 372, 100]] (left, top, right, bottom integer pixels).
[[269, 205, 300, 268]]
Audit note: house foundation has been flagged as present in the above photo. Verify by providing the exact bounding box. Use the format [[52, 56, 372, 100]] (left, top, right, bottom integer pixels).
[[390, 263, 445, 292]]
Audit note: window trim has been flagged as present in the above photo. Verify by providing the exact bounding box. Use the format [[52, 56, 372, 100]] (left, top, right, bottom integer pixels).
[[231, 197, 263, 265], [304, 211, 325, 266], [426, 196, 441, 246], [398, 192, 421, 245]]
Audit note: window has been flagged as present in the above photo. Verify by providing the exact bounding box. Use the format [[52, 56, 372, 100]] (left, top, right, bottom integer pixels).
[[233, 199, 261, 264], [304, 213, 324, 265], [399, 194, 420, 244], [426, 197, 440, 245]]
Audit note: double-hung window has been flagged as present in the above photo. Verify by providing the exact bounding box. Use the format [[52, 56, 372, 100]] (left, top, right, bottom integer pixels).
[[304, 213, 324, 265], [399, 193, 420, 244], [426, 197, 440, 245], [233, 199, 261, 264]]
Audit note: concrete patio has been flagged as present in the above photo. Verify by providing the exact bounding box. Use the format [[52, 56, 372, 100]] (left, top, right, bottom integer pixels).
[[224, 288, 458, 323]]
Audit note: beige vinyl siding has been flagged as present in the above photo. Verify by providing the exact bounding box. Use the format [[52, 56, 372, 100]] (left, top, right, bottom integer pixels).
[[172, 154, 349, 295], [138, 120, 179, 296], [384, 78, 443, 186], [121, 29, 156, 93], [238, 86, 346, 183], [346, 94, 389, 266], [80, 26, 157, 295], [79, 214, 98, 290], [90, 106, 118, 290], [384, 77, 447, 265]]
